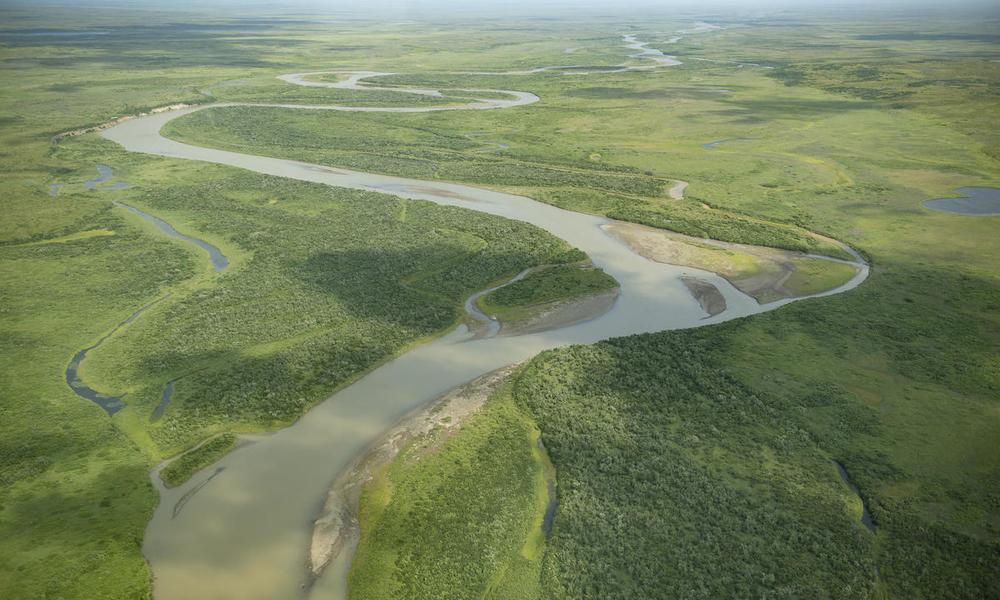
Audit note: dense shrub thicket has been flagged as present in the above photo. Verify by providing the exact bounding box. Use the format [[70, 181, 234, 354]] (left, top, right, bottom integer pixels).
[[515, 332, 877, 599], [86, 172, 585, 452], [479, 264, 618, 318], [349, 389, 544, 600], [167, 107, 855, 260], [159, 433, 237, 487]]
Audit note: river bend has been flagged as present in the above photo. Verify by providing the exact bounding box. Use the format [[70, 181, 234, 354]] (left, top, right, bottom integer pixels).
[[96, 30, 868, 600]]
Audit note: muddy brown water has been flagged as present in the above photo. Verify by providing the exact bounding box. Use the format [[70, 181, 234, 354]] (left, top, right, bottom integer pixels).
[[98, 32, 868, 600]]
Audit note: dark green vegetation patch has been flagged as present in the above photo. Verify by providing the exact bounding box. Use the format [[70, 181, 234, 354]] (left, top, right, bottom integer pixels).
[[83, 169, 582, 453], [478, 264, 618, 319], [349, 387, 547, 600], [159, 433, 237, 488]]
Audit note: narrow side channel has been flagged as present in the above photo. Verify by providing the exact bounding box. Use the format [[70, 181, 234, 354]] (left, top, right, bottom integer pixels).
[[65, 295, 168, 415], [65, 202, 230, 414], [113, 201, 229, 271], [834, 460, 876, 533]]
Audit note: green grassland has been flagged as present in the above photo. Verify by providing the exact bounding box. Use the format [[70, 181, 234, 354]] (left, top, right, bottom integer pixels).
[[164, 100, 853, 258], [363, 254, 999, 597], [1, 137, 585, 596], [350, 338, 880, 598], [75, 143, 582, 455], [1, 5, 998, 600], [782, 257, 859, 297], [340, 10, 1000, 600]]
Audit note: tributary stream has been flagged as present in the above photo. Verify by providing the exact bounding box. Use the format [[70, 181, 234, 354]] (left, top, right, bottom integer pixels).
[[97, 32, 869, 600]]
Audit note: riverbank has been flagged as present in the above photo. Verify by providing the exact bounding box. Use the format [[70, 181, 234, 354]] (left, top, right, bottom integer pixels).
[[341, 366, 555, 600], [52, 103, 199, 143], [497, 288, 620, 336], [107, 98, 769, 598], [605, 221, 862, 304], [309, 365, 518, 587], [95, 55, 870, 598]]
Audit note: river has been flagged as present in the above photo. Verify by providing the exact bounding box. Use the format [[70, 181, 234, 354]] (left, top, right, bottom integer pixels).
[[98, 32, 868, 600]]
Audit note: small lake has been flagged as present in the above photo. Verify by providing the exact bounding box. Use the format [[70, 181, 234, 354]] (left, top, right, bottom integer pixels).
[[924, 187, 1000, 216]]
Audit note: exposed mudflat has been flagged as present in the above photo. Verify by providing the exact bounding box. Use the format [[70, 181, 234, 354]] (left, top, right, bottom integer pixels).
[[605, 221, 863, 304], [668, 179, 689, 200], [680, 276, 726, 316]]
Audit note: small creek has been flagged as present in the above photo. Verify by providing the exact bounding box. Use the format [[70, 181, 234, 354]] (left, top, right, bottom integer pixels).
[[65, 296, 167, 416], [84, 163, 131, 190], [49, 163, 131, 198], [703, 137, 755, 149], [834, 461, 876, 533], [65, 199, 229, 416], [538, 437, 558, 536], [463, 267, 536, 338], [114, 201, 229, 271], [151, 380, 175, 421]]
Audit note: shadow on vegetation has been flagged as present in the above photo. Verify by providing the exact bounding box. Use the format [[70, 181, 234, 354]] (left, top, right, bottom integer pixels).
[[565, 86, 743, 100], [716, 98, 876, 120], [857, 32, 1000, 43], [516, 330, 878, 598], [298, 245, 551, 328]]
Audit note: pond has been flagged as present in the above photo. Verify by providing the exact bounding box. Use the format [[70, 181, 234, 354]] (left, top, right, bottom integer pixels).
[[924, 187, 1000, 216]]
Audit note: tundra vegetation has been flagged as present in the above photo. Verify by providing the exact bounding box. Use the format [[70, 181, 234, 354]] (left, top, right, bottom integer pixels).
[[0, 5, 997, 600], [159, 433, 237, 488], [341, 11, 1000, 600], [476, 264, 618, 322]]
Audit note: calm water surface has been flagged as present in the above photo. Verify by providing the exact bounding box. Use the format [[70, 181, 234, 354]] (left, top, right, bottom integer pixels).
[[924, 187, 1000, 216], [99, 33, 867, 598]]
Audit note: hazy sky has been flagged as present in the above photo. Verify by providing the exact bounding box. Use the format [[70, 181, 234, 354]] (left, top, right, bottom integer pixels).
[[2, 0, 998, 23], [5, 0, 999, 8]]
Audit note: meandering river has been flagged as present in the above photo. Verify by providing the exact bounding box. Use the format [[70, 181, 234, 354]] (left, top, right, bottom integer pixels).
[[97, 31, 868, 600]]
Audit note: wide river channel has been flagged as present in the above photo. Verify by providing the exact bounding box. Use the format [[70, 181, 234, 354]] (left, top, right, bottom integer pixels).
[[100, 38, 868, 600]]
